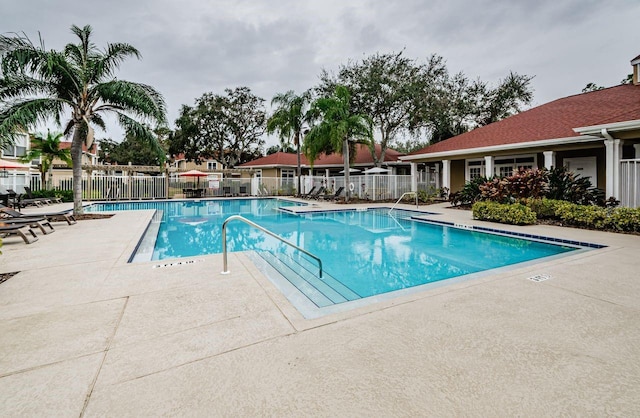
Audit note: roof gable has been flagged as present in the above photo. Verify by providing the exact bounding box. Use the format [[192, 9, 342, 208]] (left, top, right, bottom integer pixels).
[[409, 84, 640, 156], [239, 144, 405, 168]]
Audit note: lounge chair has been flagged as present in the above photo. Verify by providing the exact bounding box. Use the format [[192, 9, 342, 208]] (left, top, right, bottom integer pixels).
[[24, 186, 61, 204], [238, 186, 248, 197], [308, 187, 326, 200], [319, 186, 344, 201], [223, 186, 232, 197], [0, 223, 39, 244], [300, 186, 317, 199], [0, 205, 77, 225], [0, 216, 55, 235]]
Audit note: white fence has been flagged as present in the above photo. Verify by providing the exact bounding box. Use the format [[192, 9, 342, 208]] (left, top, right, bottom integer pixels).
[[300, 175, 414, 200], [620, 159, 640, 208], [3, 172, 443, 202]]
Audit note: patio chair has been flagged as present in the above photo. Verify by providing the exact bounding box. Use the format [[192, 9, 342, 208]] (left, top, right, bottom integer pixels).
[[24, 186, 62, 204], [308, 187, 326, 200], [300, 186, 317, 199], [0, 216, 55, 235], [238, 186, 248, 197], [223, 186, 232, 197], [0, 205, 77, 225], [319, 186, 344, 201], [5, 189, 44, 208], [0, 223, 39, 244]]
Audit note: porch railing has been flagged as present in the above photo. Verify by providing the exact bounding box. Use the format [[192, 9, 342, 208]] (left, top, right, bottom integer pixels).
[[620, 159, 640, 208]]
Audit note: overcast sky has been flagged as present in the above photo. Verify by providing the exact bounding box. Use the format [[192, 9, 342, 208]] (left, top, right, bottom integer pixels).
[[2, 0, 639, 147]]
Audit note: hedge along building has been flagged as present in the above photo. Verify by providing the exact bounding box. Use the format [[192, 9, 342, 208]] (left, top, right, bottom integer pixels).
[[401, 54, 640, 207]]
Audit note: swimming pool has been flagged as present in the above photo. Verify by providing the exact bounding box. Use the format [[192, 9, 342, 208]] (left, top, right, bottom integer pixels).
[[89, 198, 584, 314]]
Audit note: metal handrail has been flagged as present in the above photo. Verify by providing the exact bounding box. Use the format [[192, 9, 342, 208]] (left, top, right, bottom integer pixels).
[[221, 215, 323, 278], [388, 191, 419, 215]]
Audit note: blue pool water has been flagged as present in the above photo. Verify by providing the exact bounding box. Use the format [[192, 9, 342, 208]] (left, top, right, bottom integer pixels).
[[89, 199, 577, 307]]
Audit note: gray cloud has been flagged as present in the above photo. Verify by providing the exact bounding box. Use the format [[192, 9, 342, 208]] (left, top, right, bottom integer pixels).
[[1, 0, 639, 144]]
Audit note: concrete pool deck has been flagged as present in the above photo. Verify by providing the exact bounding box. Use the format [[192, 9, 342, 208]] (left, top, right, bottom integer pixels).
[[1, 199, 639, 416]]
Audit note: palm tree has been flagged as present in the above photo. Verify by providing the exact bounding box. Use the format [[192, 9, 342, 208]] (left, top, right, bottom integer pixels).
[[0, 25, 166, 215], [20, 130, 72, 189], [303, 85, 372, 202], [266, 90, 311, 196]]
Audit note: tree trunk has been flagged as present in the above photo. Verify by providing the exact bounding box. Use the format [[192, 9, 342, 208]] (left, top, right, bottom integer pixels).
[[344, 138, 350, 203], [47, 163, 53, 190], [71, 124, 85, 215]]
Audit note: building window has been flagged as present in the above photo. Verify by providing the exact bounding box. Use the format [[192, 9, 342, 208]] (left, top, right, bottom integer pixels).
[[2, 133, 28, 158], [469, 166, 483, 179], [281, 169, 294, 185], [466, 159, 485, 181], [499, 166, 513, 177], [494, 155, 536, 177], [207, 161, 217, 170]]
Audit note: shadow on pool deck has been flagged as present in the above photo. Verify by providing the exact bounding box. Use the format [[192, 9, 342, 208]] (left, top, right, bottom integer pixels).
[[1, 201, 639, 416]]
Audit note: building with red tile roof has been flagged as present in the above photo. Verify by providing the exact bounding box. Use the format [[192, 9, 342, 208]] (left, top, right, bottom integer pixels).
[[239, 143, 408, 178], [401, 56, 640, 205]]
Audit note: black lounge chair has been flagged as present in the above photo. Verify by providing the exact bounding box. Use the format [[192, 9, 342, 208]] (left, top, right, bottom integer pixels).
[[1, 217, 55, 235], [24, 186, 61, 204], [239, 186, 248, 196], [0, 223, 38, 244], [223, 186, 232, 197], [319, 186, 344, 201], [0, 205, 76, 225], [308, 187, 326, 200], [300, 186, 317, 199]]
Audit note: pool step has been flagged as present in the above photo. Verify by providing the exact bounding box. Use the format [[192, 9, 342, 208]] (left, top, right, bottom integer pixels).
[[257, 251, 361, 307]]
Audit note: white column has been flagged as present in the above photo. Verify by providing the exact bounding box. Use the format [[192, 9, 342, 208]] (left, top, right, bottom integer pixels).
[[410, 163, 418, 191], [434, 164, 440, 189], [442, 160, 451, 191], [605, 139, 623, 198], [484, 156, 494, 178], [543, 151, 556, 169], [634, 144, 640, 159]]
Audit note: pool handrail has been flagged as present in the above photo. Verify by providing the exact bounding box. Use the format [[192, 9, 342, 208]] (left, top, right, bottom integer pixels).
[[389, 191, 419, 215], [221, 215, 323, 278]]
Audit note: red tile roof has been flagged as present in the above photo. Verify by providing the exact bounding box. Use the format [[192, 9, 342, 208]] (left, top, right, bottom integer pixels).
[[409, 84, 640, 156], [59, 141, 98, 154], [240, 152, 299, 167], [240, 144, 404, 168]]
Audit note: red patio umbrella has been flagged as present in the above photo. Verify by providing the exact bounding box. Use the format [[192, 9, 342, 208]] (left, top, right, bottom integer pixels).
[[0, 158, 30, 169], [178, 169, 209, 187]]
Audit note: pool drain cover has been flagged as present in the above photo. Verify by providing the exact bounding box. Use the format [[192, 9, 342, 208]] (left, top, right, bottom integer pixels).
[[528, 274, 551, 282]]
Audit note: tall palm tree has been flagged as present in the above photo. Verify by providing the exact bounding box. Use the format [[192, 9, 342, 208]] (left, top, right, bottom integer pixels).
[[0, 25, 166, 214], [266, 90, 311, 196], [303, 85, 372, 202], [20, 130, 72, 189]]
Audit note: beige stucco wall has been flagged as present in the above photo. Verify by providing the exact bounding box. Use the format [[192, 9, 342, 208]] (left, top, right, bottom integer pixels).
[[450, 160, 466, 192]]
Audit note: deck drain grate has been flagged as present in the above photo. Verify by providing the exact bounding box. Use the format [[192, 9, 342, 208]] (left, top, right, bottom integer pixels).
[[153, 259, 204, 269], [528, 274, 551, 282]]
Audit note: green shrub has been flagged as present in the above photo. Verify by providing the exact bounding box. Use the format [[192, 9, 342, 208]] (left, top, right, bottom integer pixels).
[[472, 201, 537, 225], [451, 176, 490, 206], [523, 198, 565, 219], [554, 202, 608, 228], [547, 166, 603, 205], [30, 188, 73, 202], [607, 207, 640, 232]]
